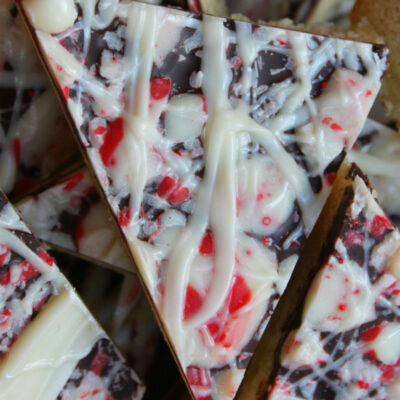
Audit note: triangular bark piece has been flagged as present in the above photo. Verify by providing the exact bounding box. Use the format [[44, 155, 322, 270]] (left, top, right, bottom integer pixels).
[[0, 190, 144, 399], [17, 1, 388, 397], [238, 161, 400, 398]]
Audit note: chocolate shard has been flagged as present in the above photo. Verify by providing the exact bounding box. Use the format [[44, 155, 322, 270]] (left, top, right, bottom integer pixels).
[[237, 161, 400, 399], [17, 1, 388, 398], [0, 190, 144, 399]]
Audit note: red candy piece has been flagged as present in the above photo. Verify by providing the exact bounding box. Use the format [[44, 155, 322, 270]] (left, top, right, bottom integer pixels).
[[357, 380, 370, 389], [199, 231, 214, 256], [150, 77, 171, 100], [325, 172, 336, 186], [99, 117, 124, 166], [367, 215, 392, 238], [157, 176, 176, 198], [0, 270, 10, 286], [19, 261, 39, 282], [37, 249, 53, 266], [0, 244, 10, 266], [118, 206, 132, 227], [90, 351, 108, 376], [361, 324, 384, 342], [184, 285, 203, 320], [345, 230, 364, 248], [169, 186, 190, 205], [229, 275, 251, 314], [158, 176, 191, 205]]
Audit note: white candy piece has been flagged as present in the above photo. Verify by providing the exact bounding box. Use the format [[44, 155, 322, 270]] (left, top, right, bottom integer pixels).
[[23, 0, 77, 34]]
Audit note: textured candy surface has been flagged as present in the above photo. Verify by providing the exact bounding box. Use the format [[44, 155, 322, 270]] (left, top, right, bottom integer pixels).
[[19, 0, 387, 397], [0, 191, 143, 399], [17, 168, 132, 272], [0, 1, 79, 198], [269, 175, 400, 400]]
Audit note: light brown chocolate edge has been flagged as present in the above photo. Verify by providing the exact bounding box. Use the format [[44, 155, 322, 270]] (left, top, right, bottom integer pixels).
[[235, 161, 373, 399]]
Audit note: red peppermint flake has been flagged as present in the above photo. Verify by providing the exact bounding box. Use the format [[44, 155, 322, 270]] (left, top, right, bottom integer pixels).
[[56, 64, 63, 71], [327, 315, 341, 321], [0, 269, 10, 286], [263, 237, 270, 246], [256, 192, 264, 201], [279, 40, 286, 46], [62, 86, 70, 100], [367, 215, 392, 239], [357, 380, 370, 389], [325, 172, 336, 186], [345, 230, 364, 248], [93, 126, 107, 135], [201, 94, 208, 114], [157, 176, 176, 199], [19, 261, 39, 282], [0, 244, 10, 266], [365, 90, 372, 97], [37, 249, 53, 266], [80, 391, 90, 399], [186, 366, 212, 398], [322, 117, 333, 125], [348, 79, 356, 86], [364, 349, 377, 360], [90, 350, 108, 376], [99, 117, 124, 166], [380, 364, 396, 383], [262, 216, 272, 226], [321, 81, 328, 89], [199, 231, 214, 256], [150, 77, 171, 100], [118, 206, 131, 227], [338, 303, 347, 312], [62, 172, 84, 192], [169, 186, 190, 205], [229, 275, 251, 314], [12, 138, 21, 163], [361, 324, 384, 342], [92, 389, 101, 396], [184, 285, 203, 320], [354, 289, 360, 295], [330, 122, 343, 131]]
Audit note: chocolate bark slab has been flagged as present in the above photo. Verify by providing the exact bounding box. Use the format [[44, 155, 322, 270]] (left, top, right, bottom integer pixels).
[[0, 0, 81, 200], [0, 190, 144, 399], [17, 1, 388, 398], [238, 161, 400, 399], [17, 168, 133, 273]]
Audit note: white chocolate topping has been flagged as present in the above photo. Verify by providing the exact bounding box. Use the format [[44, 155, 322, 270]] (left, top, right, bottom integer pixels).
[[0, 289, 101, 400], [270, 175, 400, 399]]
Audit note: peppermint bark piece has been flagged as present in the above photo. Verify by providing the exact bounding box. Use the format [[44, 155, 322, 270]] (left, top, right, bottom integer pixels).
[[238, 162, 400, 399], [0, 191, 144, 399], [18, 1, 387, 398], [349, 119, 400, 227], [0, 1, 80, 199], [17, 168, 132, 273]]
